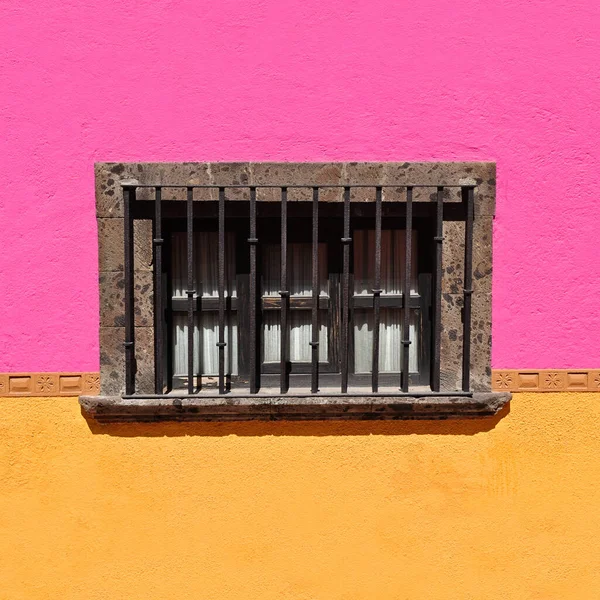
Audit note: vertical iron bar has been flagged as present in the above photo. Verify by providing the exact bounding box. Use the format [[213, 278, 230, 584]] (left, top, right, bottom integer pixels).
[[462, 186, 475, 392], [401, 186, 413, 392], [431, 186, 444, 392], [153, 186, 164, 394], [123, 185, 136, 395], [279, 187, 289, 394], [217, 187, 226, 394], [310, 187, 320, 393], [249, 186, 258, 394], [341, 186, 351, 393], [371, 186, 382, 392], [186, 186, 195, 394]]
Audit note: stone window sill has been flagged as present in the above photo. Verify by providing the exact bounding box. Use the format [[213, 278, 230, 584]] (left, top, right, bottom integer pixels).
[[79, 393, 510, 423]]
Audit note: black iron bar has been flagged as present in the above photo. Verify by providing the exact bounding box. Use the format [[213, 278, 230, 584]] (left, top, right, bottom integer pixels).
[[249, 186, 258, 394], [401, 186, 413, 392], [462, 186, 475, 392], [310, 187, 320, 393], [279, 187, 289, 394], [130, 184, 468, 189], [432, 186, 444, 392], [341, 186, 351, 393], [372, 186, 382, 392], [123, 185, 136, 395], [153, 186, 164, 394], [217, 187, 226, 394], [186, 186, 195, 394]]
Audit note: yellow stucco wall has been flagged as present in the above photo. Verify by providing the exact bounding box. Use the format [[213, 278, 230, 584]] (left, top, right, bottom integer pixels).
[[1, 393, 599, 599]]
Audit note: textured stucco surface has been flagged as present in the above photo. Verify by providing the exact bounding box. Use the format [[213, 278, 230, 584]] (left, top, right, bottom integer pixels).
[[1, 0, 599, 371], [1, 393, 600, 599]]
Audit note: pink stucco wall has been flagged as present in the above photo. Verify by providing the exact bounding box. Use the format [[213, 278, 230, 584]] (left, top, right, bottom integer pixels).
[[1, 0, 599, 372]]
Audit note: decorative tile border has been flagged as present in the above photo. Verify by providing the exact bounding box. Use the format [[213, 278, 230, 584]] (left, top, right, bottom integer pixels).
[[0, 373, 100, 397], [1, 371, 598, 396], [492, 370, 600, 392]]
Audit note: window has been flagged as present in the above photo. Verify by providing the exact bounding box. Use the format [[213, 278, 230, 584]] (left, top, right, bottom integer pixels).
[[171, 231, 239, 380], [352, 229, 419, 376], [167, 211, 423, 391], [89, 162, 505, 421]]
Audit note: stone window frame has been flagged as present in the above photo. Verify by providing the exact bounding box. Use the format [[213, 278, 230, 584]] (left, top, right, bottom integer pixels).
[[80, 162, 510, 422]]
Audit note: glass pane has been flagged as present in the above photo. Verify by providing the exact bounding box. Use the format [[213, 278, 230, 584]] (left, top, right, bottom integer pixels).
[[263, 311, 328, 363], [172, 232, 236, 298], [171, 231, 238, 377], [354, 309, 419, 374], [262, 243, 328, 297], [353, 230, 418, 295], [173, 313, 239, 377]]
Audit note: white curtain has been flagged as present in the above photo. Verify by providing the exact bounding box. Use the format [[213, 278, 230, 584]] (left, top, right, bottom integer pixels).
[[263, 312, 328, 363], [171, 232, 238, 376], [171, 231, 419, 376], [353, 230, 419, 374], [353, 229, 418, 295], [354, 309, 418, 373], [262, 243, 328, 297], [173, 313, 238, 376], [171, 232, 236, 299], [262, 243, 328, 362]]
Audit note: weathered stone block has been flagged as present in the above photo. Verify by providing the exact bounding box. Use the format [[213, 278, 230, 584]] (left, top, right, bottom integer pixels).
[[382, 163, 464, 203], [97, 218, 152, 272], [440, 292, 491, 392], [80, 392, 511, 422], [133, 220, 153, 270], [99, 326, 155, 395], [135, 327, 155, 394], [133, 163, 211, 201], [442, 218, 492, 295], [95, 163, 128, 218], [99, 270, 154, 328], [99, 326, 124, 396], [209, 162, 251, 201], [97, 218, 124, 272], [251, 162, 344, 202]]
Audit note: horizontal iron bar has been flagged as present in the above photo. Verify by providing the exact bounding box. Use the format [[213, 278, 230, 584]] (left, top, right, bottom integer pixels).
[[172, 297, 237, 311], [353, 295, 420, 309], [131, 201, 470, 221], [123, 391, 474, 399], [173, 296, 333, 310], [263, 296, 330, 310], [122, 183, 476, 189]]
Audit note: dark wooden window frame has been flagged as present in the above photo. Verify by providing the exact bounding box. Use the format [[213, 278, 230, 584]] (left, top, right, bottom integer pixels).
[[157, 202, 437, 392]]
